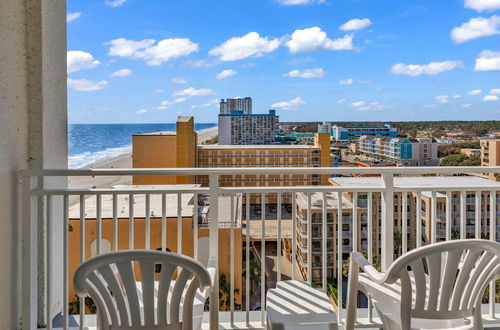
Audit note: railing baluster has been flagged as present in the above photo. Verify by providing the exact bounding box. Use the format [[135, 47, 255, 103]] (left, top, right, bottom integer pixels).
[[490, 190, 497, 318], [337, 191, 343, 325], [230, 194, 235, 327], [193, 193, 198, 260], [261, 192, 266, 326], [307, 192, 312, 284], [21, 175, 38, 330], [460, 191, 466, 239], [46, 195, 52, 330], [129, 193, 134, 249], [446, 191, 452, 241], [322, 191, 327, 292], [416, 191, 422, 248], [381, 173, 394, 271], [145, 193, 150, 250], [475, 191, 481, 239], [161, 193, 166, 251], [352, 192, 358, 253], [63, 195, 69, 330], [177, 193, 182, 254], [431, 191, 437, 244], [97, 194, 102, 255], [367, 192, 373, 263], [402, 192, 408, 253], [245, 193, 250, 327], [277, 192, 282, 283], [292, 194, 297, 281], [112, 193, 118, 251], [79, 195, 85, 329], [208, 174, 219, 330]]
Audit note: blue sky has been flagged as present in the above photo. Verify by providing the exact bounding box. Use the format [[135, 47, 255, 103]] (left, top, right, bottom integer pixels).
[[67, 0, 500, 124]]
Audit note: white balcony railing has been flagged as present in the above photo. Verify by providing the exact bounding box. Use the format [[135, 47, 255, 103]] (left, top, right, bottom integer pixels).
[[17, 166, 500, 329]]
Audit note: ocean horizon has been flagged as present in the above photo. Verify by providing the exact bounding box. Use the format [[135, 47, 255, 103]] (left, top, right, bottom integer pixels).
[[68, 123, 217, 169]]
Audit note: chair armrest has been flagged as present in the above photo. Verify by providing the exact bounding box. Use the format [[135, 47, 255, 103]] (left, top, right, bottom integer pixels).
[[350, 252, 386, 283]]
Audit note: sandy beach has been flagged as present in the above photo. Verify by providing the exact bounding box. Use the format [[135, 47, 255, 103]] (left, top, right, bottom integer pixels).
[[68, 126, 218, 205]]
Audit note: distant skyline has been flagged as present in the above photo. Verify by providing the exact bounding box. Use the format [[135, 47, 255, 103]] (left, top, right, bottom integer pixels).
[[67, 0, 500, 124]]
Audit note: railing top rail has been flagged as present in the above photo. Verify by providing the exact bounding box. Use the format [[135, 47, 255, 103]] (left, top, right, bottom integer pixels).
[[17, 166, 500, 177], [32, 187, 209, 196]]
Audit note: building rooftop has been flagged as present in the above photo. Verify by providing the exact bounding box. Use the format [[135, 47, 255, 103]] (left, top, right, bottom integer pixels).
[[177, 116, 192, 122], [330, 176, 500, 189], [296, 192, 353, 211], [133, 131, 176, 136], [69, 185, 196, 219], [198, 145, 319, 150]]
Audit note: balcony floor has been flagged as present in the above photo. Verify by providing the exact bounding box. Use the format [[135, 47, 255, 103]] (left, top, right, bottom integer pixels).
[[45, 307, 500, 329]]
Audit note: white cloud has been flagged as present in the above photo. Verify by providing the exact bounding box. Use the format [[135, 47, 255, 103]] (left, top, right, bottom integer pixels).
[[67, 78, 108, 92], [436, 95, 449, 103], [286, 27, 353, 53], [276, 0, 325, 5], [171, 77, 188, 84], [174, 97, 187, 103], [340, 18, 372, 31], [106, 37, 198, 66], [357, 101, 387, 111], [390, 60, 464, 76], [468, 89, 483, 95], [350, 101, 365, 107], [67, 51, 100, 74], [154, 89, 164, 93], [462, 104, 473, 108], [337, 98, 348, 104], [187, 59, 219, 68], [474, 50, 500, 71], [157, 100, 171, 110], [491, 88, 500, 94], [450, 15, 500, 43], [339, 78, 354, 85], [173, 87, 213, 97], [452, 94, 462, 98], [216, 69, 237, 79], [67, 12, 81, 23], [465, 0, 500, 11], [284, 68, 325, 78], [136, 109, 147, 115], [271, 97, 305, 110], [200, 99, 220, 107], [105, 0, 128, 7], [110, 68, 132, 77], [483, 94, 499, 101], [209, 32, 280, 61]]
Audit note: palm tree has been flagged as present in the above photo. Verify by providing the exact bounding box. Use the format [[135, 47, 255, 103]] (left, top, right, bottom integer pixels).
[[394, 231, 402, 255], [218, 273, 241, 310]]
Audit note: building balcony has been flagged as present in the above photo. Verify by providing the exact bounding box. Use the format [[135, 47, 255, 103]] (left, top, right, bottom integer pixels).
[[16, 166, 500, 329]]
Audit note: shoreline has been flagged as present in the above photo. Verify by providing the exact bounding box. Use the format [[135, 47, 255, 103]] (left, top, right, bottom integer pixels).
[[68, 126, 218, 196], [72, 125, 218, 170]]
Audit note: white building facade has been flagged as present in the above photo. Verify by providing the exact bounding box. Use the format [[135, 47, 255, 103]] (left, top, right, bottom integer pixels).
[[219, 97, 252, 115], [218, 110, 279, 145]]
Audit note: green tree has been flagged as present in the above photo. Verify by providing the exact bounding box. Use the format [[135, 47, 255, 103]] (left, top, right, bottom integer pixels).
[[218, 273, 241, 310]]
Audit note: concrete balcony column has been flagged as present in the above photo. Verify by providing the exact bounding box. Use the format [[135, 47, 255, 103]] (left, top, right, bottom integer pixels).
[[1, 0, 67, 328]]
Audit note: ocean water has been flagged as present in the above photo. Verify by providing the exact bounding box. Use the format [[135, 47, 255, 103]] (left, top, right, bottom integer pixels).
[[68, 123, 216, 168]]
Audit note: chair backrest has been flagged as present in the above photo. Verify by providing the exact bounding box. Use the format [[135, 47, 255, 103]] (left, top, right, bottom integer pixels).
[[384, 240, 500, 322], [73, 250, 212, 330]]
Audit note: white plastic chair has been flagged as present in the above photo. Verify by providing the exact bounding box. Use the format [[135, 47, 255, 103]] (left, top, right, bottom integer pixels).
[[74, 250, 215, 330], [346, 240, 500, 330]]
